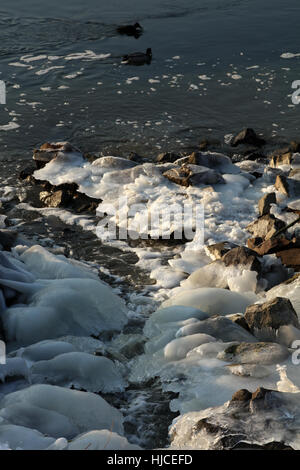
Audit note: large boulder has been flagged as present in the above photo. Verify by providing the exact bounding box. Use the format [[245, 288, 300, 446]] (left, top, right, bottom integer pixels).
[[244, 297, 299, 334]]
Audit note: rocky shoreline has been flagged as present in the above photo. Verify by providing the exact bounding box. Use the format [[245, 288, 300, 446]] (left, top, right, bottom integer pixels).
[[0, 128, 300, 449]]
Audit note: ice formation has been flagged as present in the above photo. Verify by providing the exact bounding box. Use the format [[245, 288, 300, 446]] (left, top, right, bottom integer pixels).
[[0, 384, 124, 438]]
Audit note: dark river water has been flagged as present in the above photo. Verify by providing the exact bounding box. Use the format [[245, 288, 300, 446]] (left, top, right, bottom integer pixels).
[[0, 0, 300, 160]]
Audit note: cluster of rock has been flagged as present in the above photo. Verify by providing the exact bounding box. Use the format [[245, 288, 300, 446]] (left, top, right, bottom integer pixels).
[[170, 387, 297, 450], [20, 142, 100, 213]]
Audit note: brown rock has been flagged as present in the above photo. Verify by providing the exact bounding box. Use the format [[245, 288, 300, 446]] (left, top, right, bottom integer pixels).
[[244, 297, 299, 333], [258, 192, 276, 216], [276, 248, 300, 270], [40, 190, 70, 208], [221, 246, 261, 273], [246, 214, 285, 240], [275, 175, 290, 196], [247, 236, 298, 256]]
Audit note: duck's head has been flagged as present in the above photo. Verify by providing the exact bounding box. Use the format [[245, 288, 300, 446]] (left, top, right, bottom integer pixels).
[[146, 48, 152, 58], [134, 22, 142, 30]]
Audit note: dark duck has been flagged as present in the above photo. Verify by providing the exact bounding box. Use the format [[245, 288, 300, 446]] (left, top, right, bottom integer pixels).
[[117, 22, 143, 38], [122, 48, 152, 66]]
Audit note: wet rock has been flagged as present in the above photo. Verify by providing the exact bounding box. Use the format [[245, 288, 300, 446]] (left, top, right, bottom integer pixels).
[[218, 341, 290, 364], [156, 152, 181, 164], [258, 192, 276, 216], [221, 246, 261, 274], [206, 241, 238, 260], [231, 128, 265, 148], [276, 247, 300, 270], [33, 142, 82, 169], [163, 165, 225, 187], [246, 214, 286, 240], [244, 297, 299, 336]]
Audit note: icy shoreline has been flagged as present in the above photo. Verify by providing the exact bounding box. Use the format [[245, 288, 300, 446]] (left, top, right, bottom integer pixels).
[[0, 134, 300, 449]]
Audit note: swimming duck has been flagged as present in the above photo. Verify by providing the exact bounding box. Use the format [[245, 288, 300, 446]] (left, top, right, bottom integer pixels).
[[117, 22, 143, 38], [122, 48, 152, 66]]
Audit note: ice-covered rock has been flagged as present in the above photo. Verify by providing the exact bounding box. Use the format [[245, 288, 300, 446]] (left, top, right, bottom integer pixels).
[[175, 316, 256, 343], [11, 340, 77, 363], [0, 384, 124, 439], [169, 388, 300, 450], [164, 334, 216, 361], [19, 245, 98, 280], [2, 278, 128, 346], [0, 424, 56, 450], [0, 358, 29, 383], [31, 352, 126, 393], [161, 288, 257, 316]]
